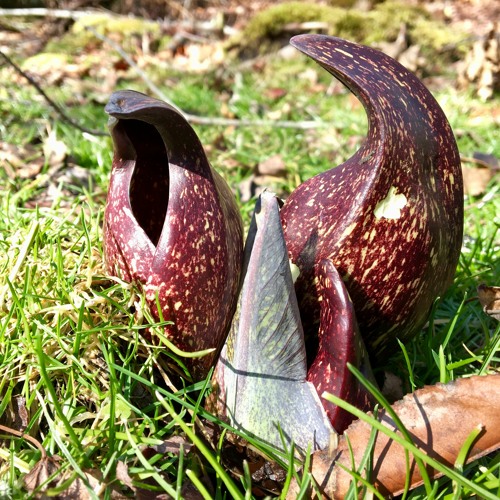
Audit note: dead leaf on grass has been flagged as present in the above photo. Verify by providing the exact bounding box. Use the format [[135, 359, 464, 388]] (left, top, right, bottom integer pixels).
[[238, 174, 283, 204], [172, 41, 225, 72], [0, 395, 29, 432], [478, 284, 500, 321], [57, 468, 131, 499], [461, 152, 499, 195], [115, 460, 135, 491], [263, 87, 288, 100], [288, 374, 500, 499], [237, 154, 289, 202], [256, 154, 287, 177], [458, 22, 500, 101], [0, 142, 44, 179], [142, 434, 194, 458], [24, 455, 62, 493], [462, 165, 494, 196]]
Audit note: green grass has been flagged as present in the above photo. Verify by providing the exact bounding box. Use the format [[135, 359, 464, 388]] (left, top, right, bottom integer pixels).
[[0, 26, 499, 499]]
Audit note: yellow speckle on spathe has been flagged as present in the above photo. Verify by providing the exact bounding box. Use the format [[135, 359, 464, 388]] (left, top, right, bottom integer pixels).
[[334, 48, 353, 58], [380, 295, 391, 307], [374, 186, 408, 220], [449, 173, 455, 184], [204, 219, 210, 230], [359, 247, 368, 266], [174, 301, 182, 310], [339, 222, 357, 240], [361, 258, 379, 281]]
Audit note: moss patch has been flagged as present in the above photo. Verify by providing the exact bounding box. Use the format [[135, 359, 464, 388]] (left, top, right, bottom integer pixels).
[[22, 52, 70, 73], [234, 1, 469, 64], [368, 1, 468, 55], [233, 2, 371, 56]]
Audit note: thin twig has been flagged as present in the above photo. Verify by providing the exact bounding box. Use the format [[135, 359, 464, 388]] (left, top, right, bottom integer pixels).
[[0, 50, 107, 136], [87, 26, 328, 130], [0, 7, 99, 20], [0, 424, 47, 459]]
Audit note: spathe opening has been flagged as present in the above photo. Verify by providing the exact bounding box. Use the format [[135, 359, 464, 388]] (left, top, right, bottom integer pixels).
[[115, 119, 170, 247]]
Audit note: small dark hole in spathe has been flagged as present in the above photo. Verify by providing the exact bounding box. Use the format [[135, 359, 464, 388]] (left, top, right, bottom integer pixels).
[[124, 119, 170, 247]]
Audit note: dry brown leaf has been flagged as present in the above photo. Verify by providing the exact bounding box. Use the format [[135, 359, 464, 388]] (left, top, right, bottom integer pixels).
[[142, 435, 194, 458], [462, 165, 494, 195], [56, 468, 131, 499], [256, 154, 287, 177], [462, 152, 498, 195], [458, 22, 500, 100], [24, 455, 62, 493], [115, 460, 135, 491], [0, 395, 29, 432], [287, 374, 500, 499], [478, 284, 500, 321], [0, 142, 44, 179], [264, 87, 288, 100], [115, 460, 170, 498]]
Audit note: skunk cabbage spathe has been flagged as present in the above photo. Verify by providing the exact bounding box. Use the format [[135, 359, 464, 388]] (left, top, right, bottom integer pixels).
[[281, 35, 464, 364], [103, 90, 244, 380]]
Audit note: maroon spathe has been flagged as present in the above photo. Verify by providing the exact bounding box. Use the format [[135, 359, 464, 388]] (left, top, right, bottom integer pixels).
[[281, 35, 464, 366], [103, 91, 244, 380]]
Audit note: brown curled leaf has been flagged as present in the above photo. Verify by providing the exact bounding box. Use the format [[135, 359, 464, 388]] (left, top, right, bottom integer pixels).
[[288, 374, 500, 498], [478, 284, 500, 321]]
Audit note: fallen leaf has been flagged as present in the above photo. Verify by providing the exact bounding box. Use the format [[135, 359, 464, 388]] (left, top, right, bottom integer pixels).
[[462, 165, 494, 196], [0, 142, 44, 179], [264, 87, 287, 100], [237, 176, 266, 203], [142, 435, 194, 458], [57, 468, 127, 499], [236, 155, 289, 202], [0, 395, 29, 432], [288, 374, 500, 498], [478, 284, 500, 321], [461, 152, 498, 195], [24, 455, 62, 493], [115, 460, 135, 490], [458, 24, 500, 100], [256, 154, 287, 177], [115, 460, 170, 498]]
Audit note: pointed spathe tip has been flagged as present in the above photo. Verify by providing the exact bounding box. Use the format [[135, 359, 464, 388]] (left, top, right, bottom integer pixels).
[[290, 34, 348, 55]]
